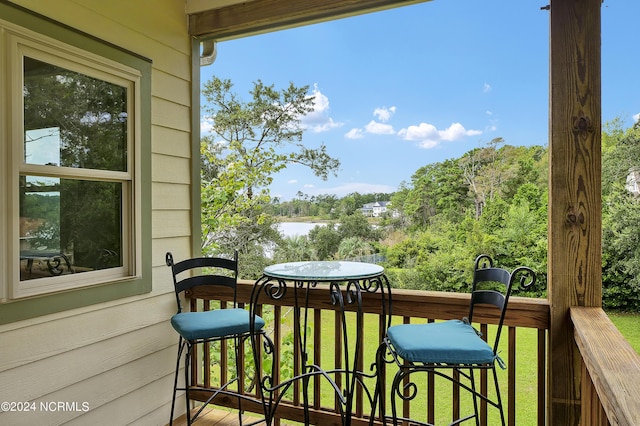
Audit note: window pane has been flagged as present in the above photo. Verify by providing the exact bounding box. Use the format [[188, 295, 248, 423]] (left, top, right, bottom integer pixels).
[[20, 176, 123, 280], [23, 57, 127, 171]]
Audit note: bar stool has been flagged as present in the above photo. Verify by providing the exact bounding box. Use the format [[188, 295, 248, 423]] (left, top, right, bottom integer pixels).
[[166, 251, 268, 426], [371, 254, 536, 425]]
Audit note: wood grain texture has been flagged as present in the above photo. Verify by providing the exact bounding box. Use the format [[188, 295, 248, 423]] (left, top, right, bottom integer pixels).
[[572, 307, 640, 426], [548, 0, 602, 424]]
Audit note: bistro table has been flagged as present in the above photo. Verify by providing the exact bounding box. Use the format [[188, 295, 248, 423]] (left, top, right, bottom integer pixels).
[[249, 260, 392, 426]]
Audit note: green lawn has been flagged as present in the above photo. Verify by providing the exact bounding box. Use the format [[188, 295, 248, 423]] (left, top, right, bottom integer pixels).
[[607, 312, 640, 354]]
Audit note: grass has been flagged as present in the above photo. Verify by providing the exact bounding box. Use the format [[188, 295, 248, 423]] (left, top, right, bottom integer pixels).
[[210, 306, 640, 425], [607, 312, 640, 354]]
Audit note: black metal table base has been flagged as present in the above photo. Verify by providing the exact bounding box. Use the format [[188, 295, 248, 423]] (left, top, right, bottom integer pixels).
[[249, 267, 392, 426]]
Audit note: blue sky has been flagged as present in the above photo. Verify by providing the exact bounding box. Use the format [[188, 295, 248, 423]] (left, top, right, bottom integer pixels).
[[201, 0, 639, 201]]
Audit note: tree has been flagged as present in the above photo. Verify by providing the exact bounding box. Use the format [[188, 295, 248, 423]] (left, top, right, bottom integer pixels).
[[308, 224, 341, 260], [602, 185, 640, 311], [273, 235, 313, 262], [200, 77, 340, 256], [395, 159, 469, 228], [459, 138, 507, 219], [338, 213, 380, 241], [337, 237, 373, 260], [601, 120, 640, 310]]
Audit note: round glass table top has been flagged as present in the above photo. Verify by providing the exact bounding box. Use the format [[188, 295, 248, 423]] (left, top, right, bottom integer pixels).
[[263, 261, 384, 281]]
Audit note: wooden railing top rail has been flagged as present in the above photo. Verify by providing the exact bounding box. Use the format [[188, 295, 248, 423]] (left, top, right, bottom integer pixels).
[[189, 279, 550, 330], [571, 307, 640, 426]]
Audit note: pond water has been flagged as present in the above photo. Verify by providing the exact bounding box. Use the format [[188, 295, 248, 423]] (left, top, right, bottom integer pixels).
[[276, 221, 326, 238]]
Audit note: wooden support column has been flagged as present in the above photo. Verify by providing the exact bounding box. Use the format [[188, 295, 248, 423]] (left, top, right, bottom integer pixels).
[[548, 0, 602, 424]]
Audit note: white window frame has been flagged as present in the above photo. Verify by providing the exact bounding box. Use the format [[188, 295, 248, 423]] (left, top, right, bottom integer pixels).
[[2, 25, 142, 300]]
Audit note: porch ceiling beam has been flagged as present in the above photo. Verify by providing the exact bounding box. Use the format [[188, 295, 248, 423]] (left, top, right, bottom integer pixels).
[[189, 0, 431, 40]]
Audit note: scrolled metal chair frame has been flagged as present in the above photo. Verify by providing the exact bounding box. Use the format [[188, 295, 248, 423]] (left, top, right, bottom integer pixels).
[[370, 255, 536, 426]]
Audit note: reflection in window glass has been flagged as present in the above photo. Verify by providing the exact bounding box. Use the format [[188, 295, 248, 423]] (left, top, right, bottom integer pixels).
[[23, 57, 127, 172], [20, 55, 129, 283], [25, 127, 61, 166], [19, 177, 123, 280]]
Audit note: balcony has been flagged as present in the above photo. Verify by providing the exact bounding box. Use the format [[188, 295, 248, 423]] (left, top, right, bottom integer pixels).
[[170, 279, 640, 426], [173, 279, 545, 425]]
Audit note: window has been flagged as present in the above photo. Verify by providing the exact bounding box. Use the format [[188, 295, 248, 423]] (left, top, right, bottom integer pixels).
[[1, 4, 151, 318]]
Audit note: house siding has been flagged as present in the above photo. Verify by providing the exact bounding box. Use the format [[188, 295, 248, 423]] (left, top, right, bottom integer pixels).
[[0, 0, 193, 424]]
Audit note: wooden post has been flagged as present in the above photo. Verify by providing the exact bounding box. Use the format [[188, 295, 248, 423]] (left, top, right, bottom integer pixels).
[[548, 0, 602, 424]]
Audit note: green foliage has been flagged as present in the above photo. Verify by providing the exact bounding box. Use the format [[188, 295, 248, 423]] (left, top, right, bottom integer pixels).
[[601, 120, 640, 311], [602, 186, 640, 310], [308, 224, 341, 260], [338, 213, 381, 241], [200, 77, 340, 265], [377, 139, 550, 298], [337, 237, 374, 260], [273, 235, 314, 263], [268, 191, 394, 218]]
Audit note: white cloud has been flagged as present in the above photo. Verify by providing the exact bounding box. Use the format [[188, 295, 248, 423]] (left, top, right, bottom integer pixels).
[[344, 107, 397, 139], [300, 84, 343, 133], [398, 122, 439, 140], [373, 106, 396, 122], [365, 120, 395, 135], [439, 122, 482, 141], [398, 122, 482, 149], [288, 179, 298, 184], [345, 128, 365, 139], [634, 113, 640, 123], [483, 83, 492, 93], [486, 110, 493, 116], [201, 116, 214, 134]]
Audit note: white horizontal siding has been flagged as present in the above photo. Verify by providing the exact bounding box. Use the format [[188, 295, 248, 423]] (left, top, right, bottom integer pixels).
[[153, 183, 191, 211], [152, 126, 192, 158], [152, 154, 192, 185], [152, 211, 193, 239], [1, 0, 195, 424]]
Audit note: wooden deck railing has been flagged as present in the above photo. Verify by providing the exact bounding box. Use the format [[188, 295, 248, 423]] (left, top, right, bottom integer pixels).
[[571, 307, 640, 426], [187, 280, 550, 426]]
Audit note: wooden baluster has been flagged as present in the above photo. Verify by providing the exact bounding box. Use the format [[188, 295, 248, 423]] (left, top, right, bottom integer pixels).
[[313, 308, 322, 410], [508, 326, 516, 426], [537, 329, 547, 426], [480, 323, 488, 426], [427, 318, 435, 425], [273, 304, 282, 426], [334, 309, 342, 412], [402, 315, 411, 423], [218, 300, 225, 390]]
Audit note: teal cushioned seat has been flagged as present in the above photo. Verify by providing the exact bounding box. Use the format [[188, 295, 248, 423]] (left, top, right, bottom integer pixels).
[[171, 308, 265, 341], [387, 319, 496, 364]]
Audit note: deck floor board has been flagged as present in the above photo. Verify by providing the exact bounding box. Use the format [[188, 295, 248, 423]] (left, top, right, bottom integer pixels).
[[170, 406, 270, 426]]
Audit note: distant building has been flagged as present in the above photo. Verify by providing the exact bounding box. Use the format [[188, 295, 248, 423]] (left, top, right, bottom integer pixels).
[[361, 201, 393, 218], [626, 167, 640, 197]]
